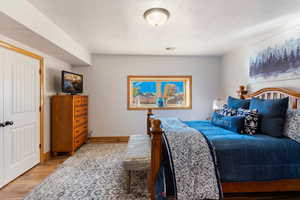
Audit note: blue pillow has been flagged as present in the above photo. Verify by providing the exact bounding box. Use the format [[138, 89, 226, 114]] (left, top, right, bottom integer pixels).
[[211, 112, 245, 133], [228, 96, 250, 109], [249, 97, 289, 137]]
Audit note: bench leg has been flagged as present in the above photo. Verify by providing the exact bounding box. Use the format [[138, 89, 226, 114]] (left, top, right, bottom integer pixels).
[[127, 170, 131, 194]]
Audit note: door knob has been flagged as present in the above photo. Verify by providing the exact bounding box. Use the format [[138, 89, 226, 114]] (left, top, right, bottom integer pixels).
[[4, 121, 14, 126]]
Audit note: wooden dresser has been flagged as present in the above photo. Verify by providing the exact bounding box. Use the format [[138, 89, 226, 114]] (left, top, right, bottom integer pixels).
[[51, 95, 88, 155]]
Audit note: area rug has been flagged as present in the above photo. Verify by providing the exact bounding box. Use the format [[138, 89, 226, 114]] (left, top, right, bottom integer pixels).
[[24, 143, 149, 200]]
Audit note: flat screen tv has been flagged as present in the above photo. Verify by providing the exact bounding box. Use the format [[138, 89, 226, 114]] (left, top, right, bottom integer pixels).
[[62, 71, 83, 94]]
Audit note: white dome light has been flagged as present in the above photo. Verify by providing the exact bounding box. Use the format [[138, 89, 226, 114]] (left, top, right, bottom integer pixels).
[[144, 8, 170, 27]]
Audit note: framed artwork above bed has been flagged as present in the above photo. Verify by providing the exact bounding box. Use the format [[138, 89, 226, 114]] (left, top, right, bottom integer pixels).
[[249, 26, 300, 83], [127, 75, 192, 110]]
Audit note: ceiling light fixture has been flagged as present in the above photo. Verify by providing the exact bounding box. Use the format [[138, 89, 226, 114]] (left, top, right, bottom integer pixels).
[[144, 8, 170, 27]]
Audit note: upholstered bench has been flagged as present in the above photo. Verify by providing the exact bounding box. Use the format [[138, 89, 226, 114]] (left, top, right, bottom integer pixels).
[[123, 135, 151, 193]]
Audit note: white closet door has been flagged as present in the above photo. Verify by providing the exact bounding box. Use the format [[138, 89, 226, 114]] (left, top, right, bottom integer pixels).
[[2, 46, 40, 186], [0, 47, 5, 188]]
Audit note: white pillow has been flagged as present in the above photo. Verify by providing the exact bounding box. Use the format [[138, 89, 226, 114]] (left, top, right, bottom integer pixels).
[[283, 109, 300, 143]]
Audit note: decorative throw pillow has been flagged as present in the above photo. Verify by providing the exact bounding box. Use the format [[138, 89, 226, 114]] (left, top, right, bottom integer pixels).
[[237, 108, 260, 135], [237, 108, 251, 116], [228, 96, 250, 109], [219, 104, 237, 116], [283, 109, 300, 143], [211, 112, 245, 133], [249, 97, 289, 137], [243, 110, 261, 135]]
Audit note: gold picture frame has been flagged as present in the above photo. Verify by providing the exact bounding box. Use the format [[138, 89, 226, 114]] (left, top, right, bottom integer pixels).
[[127, 76, 192, 110]]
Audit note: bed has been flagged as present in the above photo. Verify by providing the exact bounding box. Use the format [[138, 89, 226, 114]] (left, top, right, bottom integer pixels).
[[146, 86, 300, 200]]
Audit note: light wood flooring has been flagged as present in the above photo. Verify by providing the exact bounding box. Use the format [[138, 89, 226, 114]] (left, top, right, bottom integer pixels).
[[1, 153, 300, 200], [0, 156, 68, 200]]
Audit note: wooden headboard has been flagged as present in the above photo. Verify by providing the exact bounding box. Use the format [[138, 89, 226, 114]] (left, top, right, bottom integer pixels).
[[237, 85, 300, 109]]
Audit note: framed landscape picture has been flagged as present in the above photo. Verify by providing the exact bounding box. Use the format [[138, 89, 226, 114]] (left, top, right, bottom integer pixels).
[[127, 76, 192, 110]]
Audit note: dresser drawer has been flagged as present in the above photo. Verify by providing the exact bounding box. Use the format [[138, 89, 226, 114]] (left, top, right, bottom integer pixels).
[[74, 96, 88, 107], [74, 134, 86, 149], [74, 96, 82, 106], [81, 96, 88, 105], [74, 106, 88, 117], [74, 115, 88, 127], [74, 124, 88, 138]]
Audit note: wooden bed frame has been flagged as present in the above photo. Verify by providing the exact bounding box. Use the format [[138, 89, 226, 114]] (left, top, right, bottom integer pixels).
[[147, 86, 300, 199]]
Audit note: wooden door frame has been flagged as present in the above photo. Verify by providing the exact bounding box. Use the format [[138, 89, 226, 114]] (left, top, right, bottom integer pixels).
[[0, 40, 45, 162]]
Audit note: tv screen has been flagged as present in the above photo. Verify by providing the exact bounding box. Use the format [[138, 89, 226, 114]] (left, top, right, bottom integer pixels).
[[62, 71, 83, 94]]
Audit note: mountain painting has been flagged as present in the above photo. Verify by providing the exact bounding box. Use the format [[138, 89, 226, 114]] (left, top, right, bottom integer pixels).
[[249, 37, 300, 80], [128, 76, 192, 110]]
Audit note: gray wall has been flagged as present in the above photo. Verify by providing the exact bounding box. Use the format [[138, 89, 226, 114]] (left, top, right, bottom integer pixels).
[[74, 55, 222, 137]]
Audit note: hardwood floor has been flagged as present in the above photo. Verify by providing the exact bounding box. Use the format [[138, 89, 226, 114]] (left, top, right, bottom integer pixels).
[[0, 156, 68, 200], [0, 154, 300, 200]]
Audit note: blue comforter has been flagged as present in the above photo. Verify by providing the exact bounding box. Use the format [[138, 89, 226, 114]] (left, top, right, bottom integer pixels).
[[184, 120, 300, 182]]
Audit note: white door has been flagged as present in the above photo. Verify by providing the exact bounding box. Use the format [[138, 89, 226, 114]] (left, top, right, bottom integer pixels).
[[0, 46, 40, 188]]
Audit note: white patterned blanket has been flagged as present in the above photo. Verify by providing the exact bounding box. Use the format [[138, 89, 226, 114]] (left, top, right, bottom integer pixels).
[[158, 118, 222, 200]]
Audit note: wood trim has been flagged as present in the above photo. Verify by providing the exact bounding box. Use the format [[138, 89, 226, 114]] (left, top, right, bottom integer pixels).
[[88, 136, 129, 143], [127, 75, 131, 110], [127, 75, 192, 110], [40, 58, 45, 162], [128, 107, 192, 110], [222, 179, 300, 193], [128, 75, 193, 79], [0, 40, 43, 61], [0, 40, 45, 163], [41, 151, 51, 162], [190, 76, 193, 110]]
